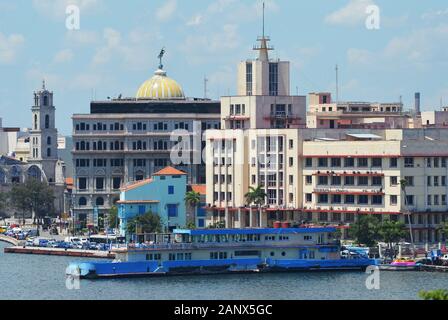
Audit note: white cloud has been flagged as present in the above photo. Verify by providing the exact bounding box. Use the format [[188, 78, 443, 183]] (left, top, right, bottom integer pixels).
[[65, 30, 99, 45], [347, 24, 448, 70], [0, 33, 25, 64], [32, 0, 102, 19], [156, 0, 177, 22], [325, 0, 375, 27], [53, 49, 74, 64], [422, 8, 448, 20], [186, 14, 203, 27]]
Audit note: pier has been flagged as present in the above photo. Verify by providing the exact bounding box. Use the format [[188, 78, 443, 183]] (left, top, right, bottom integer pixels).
[[4, 246, 115, 259]]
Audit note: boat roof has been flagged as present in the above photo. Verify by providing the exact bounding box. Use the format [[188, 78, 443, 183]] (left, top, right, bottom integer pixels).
[[173, 227, 336, 236]]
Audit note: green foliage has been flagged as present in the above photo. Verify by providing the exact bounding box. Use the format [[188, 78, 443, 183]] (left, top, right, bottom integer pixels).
[[186, 221, 196, 230], [349, 215, 380, 247], [245, 186, 267, 206], [419, 290, 448, 301], [9, 179, 54, 223], [378, 220, 406, 246], [438, 222, 448, 239], [108, 206, 119, 229], [126, 211, 162, 235], [185, 191, 201, 208]]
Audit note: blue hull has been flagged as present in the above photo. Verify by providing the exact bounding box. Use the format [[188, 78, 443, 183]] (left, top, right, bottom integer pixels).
[[67, 258, 378, 279]]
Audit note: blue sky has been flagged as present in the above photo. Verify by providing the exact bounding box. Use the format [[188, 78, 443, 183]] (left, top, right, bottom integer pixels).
[[0, 0, 447, 135]]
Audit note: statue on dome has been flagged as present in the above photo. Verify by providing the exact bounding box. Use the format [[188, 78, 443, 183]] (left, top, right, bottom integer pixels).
[[158, 47, 165, 69]]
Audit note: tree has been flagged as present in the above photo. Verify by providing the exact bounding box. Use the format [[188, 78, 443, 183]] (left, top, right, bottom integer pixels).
[[108, 206, 119, 229], [185, 191, 201, 224], [437, 222, 448, 241], [0, 192, 10, 222], [126, 211, 162, 235], [9, 179, 54, 225], [419, 290, 448, 301], [400, 178, 414, 246], [349, 215, 380, 247], [245, 186, 267, 226], [378, 220, 407, 254]]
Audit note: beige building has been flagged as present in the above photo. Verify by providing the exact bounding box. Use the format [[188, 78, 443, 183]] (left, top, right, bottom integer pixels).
[[205, 32, 448, 244]]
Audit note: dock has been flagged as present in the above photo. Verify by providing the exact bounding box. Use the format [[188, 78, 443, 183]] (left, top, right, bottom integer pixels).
[[4, 246, 115, 259]]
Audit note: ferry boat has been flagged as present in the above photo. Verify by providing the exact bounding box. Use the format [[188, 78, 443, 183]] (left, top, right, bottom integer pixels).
[[67, 227, 378, 279]]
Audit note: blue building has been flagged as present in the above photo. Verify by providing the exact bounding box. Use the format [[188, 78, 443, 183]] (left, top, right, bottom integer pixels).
[[118, 167, 188, 236]]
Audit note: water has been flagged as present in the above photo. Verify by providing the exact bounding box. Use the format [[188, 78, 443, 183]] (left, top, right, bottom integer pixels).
[[0, 242, 447, 300]]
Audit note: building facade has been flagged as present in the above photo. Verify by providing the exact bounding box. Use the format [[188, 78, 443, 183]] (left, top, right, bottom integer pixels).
[[205, 32, 448, 243], [71, 63, 221, 228], [118, 166, 188, 236]]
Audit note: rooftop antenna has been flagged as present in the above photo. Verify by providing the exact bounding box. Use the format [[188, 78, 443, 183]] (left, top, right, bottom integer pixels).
[[253, 1, 273, 61], [42, 79, 46, 90], [204, 75, 209, 99], [335, 65, 339, 103]]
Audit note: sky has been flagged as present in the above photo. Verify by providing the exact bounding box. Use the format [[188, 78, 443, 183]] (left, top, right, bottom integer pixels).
[[0, 0, 447, 135]]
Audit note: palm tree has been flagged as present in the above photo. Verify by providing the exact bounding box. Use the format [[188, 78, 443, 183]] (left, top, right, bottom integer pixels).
[[185, 191, 201, 225], [400, 179, 415, 252], [245, 186, 267, 227]]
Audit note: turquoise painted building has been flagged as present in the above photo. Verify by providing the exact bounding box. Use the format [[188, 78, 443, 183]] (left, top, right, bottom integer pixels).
[[118, 167, 188, 236]]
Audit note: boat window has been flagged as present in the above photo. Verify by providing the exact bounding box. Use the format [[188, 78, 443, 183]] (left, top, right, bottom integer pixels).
[[169, 253, 176, 261], [281, 252, 286, 257], [270, 252, 275, 256], [234, 250, 260, 257], [176, 253, 184, 260], [185, 253, 192, 260]]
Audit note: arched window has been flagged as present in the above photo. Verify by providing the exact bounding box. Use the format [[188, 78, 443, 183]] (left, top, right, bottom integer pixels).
[[11, 166, 21, 183], [34, 114, 38, 130], [96, 197, 104, 206], [79, 197, 87, 206], [43, 95, 48, 106], [47, 148, 51, 157], [47, 136, 51, 145], [45, 115, 50, 129], [27, 166, 41, 180]]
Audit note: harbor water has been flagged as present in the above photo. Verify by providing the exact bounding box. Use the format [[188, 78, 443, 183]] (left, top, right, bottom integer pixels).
[[0, 242, 446, 300]]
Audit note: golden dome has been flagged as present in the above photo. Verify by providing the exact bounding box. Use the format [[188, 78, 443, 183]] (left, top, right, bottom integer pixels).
[[136, 69, 185, 100]]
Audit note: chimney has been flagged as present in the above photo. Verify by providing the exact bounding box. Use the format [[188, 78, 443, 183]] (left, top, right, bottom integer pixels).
[[415, 92, 421, 114]]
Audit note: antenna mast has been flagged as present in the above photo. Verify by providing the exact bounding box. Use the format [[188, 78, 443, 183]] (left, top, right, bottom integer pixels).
[[335, 65, 339, 103], [204, 75, 209, 99]]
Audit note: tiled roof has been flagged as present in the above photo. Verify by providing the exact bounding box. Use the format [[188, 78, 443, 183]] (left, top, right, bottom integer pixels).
[[191, 184, 206, 195], [120, 178, 153, 192], [153, 166, 187, 176]]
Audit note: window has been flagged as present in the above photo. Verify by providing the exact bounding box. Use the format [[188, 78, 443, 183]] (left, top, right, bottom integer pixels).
[[45, 115, 50, 129], [289, 140, 294, 149], [332, 194, 342, 204], [442, 195, 447, 206], [371, 158, 382, 167], [112, 177, 121, 190], [426, 158, 432, 168], [404, 157, 414, 168], [434, 176, 439, 187], [167, 204, 178, 217], [168, 186, 174, 195], [319, 212, 328, 222], [427, 176, 432, 187], [331, 176, 341, 186], [358, 195, 369, 205], [358, 176, 368, 186], [318, 176, 328, 185], [96, 177, 104, 190], [390, 176, 398, 186], [406, 195, 414, 206], [357, 158, 368, 167], [390, 195, 398, 205], [427, 195, 432, 206], [372, 176, 382, 186], [405, 176, 414, 186], [269, 63, 279, 96], [331, 158, 341, 167], [442, 158, 447, 168], [345, 195, 355, 204], [47, 137, 51, 145], [318, 194, 328, 204], [78, 178, 87, 190], [305, 194, 312, 202], [372, 195, 383, 205], [318, 158, 328, 167], [305, 176, 312, 185], [96, 197, 104, 206], [442, 176, 446, 187], [390, 158, 398, 168], [78, 197, 87, 206], [434, 157, 440, 168], [47, 148, 51, 157], [434, 195, 439, 206], [305, 158, 312, 167], [344, 158, 355, 167], [344, 176, 355, 186]]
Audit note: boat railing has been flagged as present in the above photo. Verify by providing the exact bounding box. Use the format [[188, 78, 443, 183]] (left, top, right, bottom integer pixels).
[[124, 241, 340, 251]]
